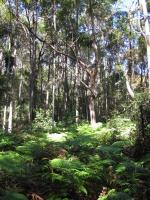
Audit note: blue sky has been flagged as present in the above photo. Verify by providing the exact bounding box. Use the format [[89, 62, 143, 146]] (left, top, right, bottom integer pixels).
[[117, 0, 137, 11]]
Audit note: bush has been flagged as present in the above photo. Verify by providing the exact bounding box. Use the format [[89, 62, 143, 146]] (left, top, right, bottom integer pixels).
[[33, 109, 53, 132]]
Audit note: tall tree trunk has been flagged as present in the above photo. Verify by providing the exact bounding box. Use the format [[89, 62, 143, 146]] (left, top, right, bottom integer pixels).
[[17, 62, 23, 127], [52, 0, 56, 129], [106, 52, 113, 121], [8, 46, 16, 133], [128, 20, 132, 83], [138, 0, 150, 95], [57, 56, 60, 121], [33, 0, 37, 119], [8, 0, 18, 133], [29, 32, 33, 122], [88, 0, 98, 126], [52, 54, 56, 129], [29, 10, 33, 123], [89, 75, 96, 125], [46, 53, 51, 116], [0, 50, 2, 122], [38, 46, 44, 108], [65, 43, 68, 112], [0, 51, 2, 74], [40, 63, 43, 108], [29, 0, 37, 122], [75, 0, 79, 125], [3, 8, 11, 131], [86, 88, 89, 122]]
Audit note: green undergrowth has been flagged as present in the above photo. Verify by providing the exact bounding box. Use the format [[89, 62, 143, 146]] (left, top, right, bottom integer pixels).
[[0, 117, 150, 199]]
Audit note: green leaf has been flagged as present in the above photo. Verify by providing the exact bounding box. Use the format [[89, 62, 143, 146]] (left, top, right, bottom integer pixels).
[[0, 190, 28, 200], [96, 146, 122, 153]]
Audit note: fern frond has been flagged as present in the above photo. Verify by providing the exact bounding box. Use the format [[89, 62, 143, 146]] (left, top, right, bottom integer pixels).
[[111, 141, 132, 147], [116, 162, 148, 174], [98, 189, 133, 200], [96, 146, 122, 153]]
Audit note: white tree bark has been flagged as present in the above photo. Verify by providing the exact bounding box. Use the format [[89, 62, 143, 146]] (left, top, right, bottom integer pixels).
[[8, 0, 18, 133], [126, 75, 134, 99], [0, 51, 2, 72], [140, 0, 150, 94], [8, 32, 17, 133], [3, 35, 11, 131], [89, 0, 98, 126]]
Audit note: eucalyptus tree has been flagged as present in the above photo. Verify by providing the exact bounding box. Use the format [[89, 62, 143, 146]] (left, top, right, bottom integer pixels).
[[75, 0, 79, 125], [8, 0, 19, 133], [21, 0, 41, 122], [52, 0, 56, 129], [138, 0, 150, 95], [2, 0, 12, 131]]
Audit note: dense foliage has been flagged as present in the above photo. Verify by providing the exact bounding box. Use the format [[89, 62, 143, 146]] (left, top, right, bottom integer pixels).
[[0, 117, 150, 199]]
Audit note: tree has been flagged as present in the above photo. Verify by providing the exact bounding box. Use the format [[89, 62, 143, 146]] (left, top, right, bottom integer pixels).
[[8, 0, 18, 133], [52, 0, 56, 129], [87, 0, 98, 125], [138, 0, 150, 95], [75, 0, 79, 125], [1, 0, 144, 128], [3, 1, 12, 131]]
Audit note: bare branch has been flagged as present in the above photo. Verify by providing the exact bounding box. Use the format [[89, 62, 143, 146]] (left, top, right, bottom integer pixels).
[[65, 62, 96, 96]]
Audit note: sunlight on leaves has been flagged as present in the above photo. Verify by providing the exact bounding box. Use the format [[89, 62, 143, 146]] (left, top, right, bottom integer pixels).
[[47, 133, 67, 142]]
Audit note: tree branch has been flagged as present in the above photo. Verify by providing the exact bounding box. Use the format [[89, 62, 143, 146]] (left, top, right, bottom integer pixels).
[[65, 62, 96, 96], [138, 0, 147, 42]]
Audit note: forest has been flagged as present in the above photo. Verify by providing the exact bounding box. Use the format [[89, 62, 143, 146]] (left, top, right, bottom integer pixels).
[[0, 0, 150, 199]]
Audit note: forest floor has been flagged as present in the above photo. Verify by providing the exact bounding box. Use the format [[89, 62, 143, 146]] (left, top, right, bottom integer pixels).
[[0, 117, 150, 200]]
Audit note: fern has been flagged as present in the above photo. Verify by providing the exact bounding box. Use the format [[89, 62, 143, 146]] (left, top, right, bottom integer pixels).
[[140, 152, 150, 168], [98, 189, 133, 200], [96, 146, 122, 153], [49, 158, 96, 195], [0, 151, 26, 175], [116, 161, 148, 174], [0, 189, 27, 200], [111, 141, 132, 147]]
